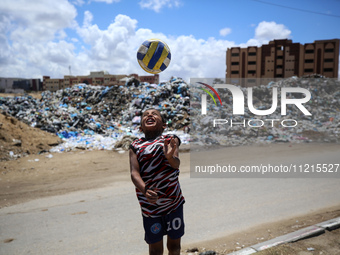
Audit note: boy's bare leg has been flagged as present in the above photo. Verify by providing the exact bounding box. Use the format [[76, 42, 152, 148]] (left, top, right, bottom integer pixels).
[[167, 236, 181, 255], [149, 240, 164, 255]]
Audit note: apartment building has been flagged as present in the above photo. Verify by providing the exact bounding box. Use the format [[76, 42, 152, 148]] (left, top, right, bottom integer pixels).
[[226, 39, 339, 86]]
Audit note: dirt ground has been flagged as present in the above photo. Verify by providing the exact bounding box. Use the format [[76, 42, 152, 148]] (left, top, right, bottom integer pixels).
[[0, 113, 62, 161], [0, 112, 339, 254]]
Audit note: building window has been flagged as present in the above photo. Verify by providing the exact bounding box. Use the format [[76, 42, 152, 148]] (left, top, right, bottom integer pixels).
[[277, 65, 283, 69], [231, 62, 239, 65], [247, 79, 256, 83], [248, 70, 256, 74], [305, 59, 313, 63], [277, 56, 283, 59], [276, 74, 283, 78], [305, 49, 314, 54], [325, 48, 334, 53], [248, 61, 256, 65], [304, 69, 314, 73], [324, 58, 333, 62], [248, 52, 256, 56], [324, 68, 333, 72], [231, 71, 239, 74], [231, 53, 239, 57]]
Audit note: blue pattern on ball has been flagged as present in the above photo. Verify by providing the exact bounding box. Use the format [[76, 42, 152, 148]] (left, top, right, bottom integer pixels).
[[137, 39, 171, 74]]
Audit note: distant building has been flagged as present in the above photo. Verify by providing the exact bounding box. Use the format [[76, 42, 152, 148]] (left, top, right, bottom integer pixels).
[[43, 71, 159, 92], [0, 77, 42, 93], [226, 39, 339, 86], [42, 76, 64, 92]]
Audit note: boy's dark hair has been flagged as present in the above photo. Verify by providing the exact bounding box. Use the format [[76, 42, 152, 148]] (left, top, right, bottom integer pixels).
[[142, 108, 167, 124]]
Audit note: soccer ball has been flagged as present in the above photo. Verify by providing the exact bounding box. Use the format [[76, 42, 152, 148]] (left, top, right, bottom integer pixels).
[[137, 39, 171, 74]]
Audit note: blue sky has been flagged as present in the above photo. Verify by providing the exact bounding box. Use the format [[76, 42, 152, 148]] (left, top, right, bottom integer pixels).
[[1, 0, 339, 82]]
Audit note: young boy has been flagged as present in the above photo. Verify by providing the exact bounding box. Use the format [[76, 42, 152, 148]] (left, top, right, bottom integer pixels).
[[129, 108, 185, 255]]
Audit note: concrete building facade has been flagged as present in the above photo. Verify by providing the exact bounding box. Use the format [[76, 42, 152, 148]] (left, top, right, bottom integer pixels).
[[226, 39, 339, 87], [43, 72, 159, 92]]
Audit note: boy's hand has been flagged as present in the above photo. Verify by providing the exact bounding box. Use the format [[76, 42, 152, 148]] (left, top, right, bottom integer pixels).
[[163, 137, 176, 160], [145, 189, 158, 204]]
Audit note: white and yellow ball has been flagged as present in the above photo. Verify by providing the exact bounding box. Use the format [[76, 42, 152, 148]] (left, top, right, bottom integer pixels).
[[137, 39, 171, 74]]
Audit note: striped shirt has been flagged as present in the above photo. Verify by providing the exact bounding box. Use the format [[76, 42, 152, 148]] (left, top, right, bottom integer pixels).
[[130, 134, 185, 217]]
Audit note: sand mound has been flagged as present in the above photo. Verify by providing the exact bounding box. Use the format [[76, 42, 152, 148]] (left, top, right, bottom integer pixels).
[[0, 113, 61, 161]]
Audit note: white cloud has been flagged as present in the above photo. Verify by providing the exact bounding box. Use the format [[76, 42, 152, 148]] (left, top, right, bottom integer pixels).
[[77, 14, 138, 61], [239, 21, 292, 47], [139, 0, 181, 12], [0, 1, 295, 83], [165, 36, 235, 80], [0, 0, 77, 42], [255, 21, 291, 43], [71, 0, 85, 6], [90, 0, 121, 3], [0, 15, 12, 65], [219, 27, 232, 37], [73, 19, 291, 81], [0, 2, 235, 81], [75, 12, 235, 80], [0, 0, 78, 78], [83, 11, 94, 28]]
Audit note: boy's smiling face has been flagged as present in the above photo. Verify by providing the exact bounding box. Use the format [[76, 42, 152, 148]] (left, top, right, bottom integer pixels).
[[140, 109, 166, 133]]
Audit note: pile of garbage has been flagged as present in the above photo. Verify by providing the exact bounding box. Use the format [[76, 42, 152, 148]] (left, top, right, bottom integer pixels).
[[1, 75, 339, 154], [0, 77, 190, 153], [190, 75, 340, 147]]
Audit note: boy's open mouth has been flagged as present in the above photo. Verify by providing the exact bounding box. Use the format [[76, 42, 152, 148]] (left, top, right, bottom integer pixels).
[[146, 118, 155, 124]]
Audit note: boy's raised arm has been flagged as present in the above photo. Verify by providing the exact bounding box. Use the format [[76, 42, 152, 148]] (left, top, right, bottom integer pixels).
[[163, 137, 180, 169]]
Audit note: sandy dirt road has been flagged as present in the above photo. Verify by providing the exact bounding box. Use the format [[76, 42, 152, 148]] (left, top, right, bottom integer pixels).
[[0, 143, 340, 254]]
